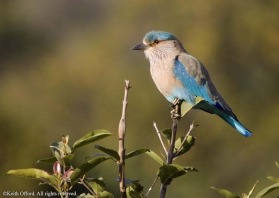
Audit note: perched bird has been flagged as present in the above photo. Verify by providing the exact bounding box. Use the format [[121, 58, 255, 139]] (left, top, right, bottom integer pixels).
[[132, 30, 252, 137]]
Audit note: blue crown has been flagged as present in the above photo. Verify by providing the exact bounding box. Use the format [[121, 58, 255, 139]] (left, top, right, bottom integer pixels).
[[144, 31, 177, 44]]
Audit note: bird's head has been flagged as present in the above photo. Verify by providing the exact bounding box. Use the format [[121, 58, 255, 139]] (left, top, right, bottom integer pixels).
[[132, 31, 186, 63]]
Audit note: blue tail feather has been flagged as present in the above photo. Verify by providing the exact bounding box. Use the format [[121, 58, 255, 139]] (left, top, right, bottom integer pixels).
[[220, 115, 252, 137], [195, 101, 252, 137]]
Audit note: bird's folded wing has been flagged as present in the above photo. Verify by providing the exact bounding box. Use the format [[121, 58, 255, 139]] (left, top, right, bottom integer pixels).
[[174, 53, 235, 117]]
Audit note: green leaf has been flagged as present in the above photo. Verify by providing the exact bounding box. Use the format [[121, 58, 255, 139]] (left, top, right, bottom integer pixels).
[[64, 153, 75, 164], [211, 187, 240, 198], [53, 151, 65, 167], [40, 176, 60, 191], [37, 156, 57, 164], [72, 129, 111, 151], [98, 191, 114, 198], [6, 168, 59, 189], [158, 164, 197, 185], [6, 168, 50, 179], [174, 135, 195, 157], [130, 181, 144, 192], [127, 187, 144, 198], [145, 150, 164, 165], [161, 129, 172, 143], [266, 176, 279, 183], [126, 181, 144, 198], [126, 149, 149, 160], [181, 97, 203, 116], [181, 101, 194, 117], [37, 154, 75, 166], [50, 140, 72, 166], [87, 178, 106, 195], [276, 161, 279, 169], [124, 178, 140, 185], [77, 193, 95, 198], [70, 157, 110, 185], [79, 192, 114, 198], [95, 145, 119, 161], [127, 189, 144, 198], [255, 183, 279, 197], [50, 140, 72, 157]]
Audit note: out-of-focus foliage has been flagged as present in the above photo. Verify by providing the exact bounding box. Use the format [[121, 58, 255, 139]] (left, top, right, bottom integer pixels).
[[212, 161, 279, 198], [6, 132, 116, 197], [1, 0, 278, 197]]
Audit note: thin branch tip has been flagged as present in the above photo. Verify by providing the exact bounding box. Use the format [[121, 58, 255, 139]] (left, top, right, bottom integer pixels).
[[124, 80, 131, 89], [153, 122, 168, 155]]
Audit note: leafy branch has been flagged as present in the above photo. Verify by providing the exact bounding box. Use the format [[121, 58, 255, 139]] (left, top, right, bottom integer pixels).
[[8, 80, 270, 198], [6, 130, 114, 198], [137, 99, 197, 198]]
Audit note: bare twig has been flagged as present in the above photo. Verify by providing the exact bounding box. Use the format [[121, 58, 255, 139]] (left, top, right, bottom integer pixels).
[[118, 80, 131, 198], [153, 122, 168, 156], [79, 177, 97, 196], [145, 175, 159, 197], [176, 121, 195, 154]]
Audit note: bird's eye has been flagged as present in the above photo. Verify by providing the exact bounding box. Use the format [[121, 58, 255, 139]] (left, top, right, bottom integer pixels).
[[154, 40, 160, 44]]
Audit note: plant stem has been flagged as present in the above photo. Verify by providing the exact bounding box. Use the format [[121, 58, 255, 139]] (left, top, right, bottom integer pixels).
[[175, 121, 195, 155], [118, 80, 131, 198], [167, 117, 179, 164], [160, 102, 181, 198], [153, 122, 168, 156], [146, 175, 159, 197], [79, 178, 97, 196]]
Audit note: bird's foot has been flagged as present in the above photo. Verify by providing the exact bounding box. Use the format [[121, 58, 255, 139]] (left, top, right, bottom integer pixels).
[[171, 98, 180, 108], [170, 98, 182, 119], [170, 110, 181, 119]]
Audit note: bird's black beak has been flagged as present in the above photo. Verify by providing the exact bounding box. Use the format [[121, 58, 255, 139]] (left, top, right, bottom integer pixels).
[[131, 43, 148, 50]]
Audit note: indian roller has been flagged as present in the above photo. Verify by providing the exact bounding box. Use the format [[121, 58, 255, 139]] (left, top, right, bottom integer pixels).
[[132, 30, 252, 137]]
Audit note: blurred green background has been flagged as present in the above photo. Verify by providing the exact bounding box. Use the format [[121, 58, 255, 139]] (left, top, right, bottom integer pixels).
[[1, 0, 278, 197]]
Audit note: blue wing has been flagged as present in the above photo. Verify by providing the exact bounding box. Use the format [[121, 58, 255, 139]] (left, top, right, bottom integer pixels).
[[173, 54, 231, 112], [173, 53, 252, 137], [173, 55, 214, 104]]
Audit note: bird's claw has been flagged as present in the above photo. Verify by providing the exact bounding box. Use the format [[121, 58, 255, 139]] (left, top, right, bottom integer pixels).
[[170, 110, 181, 119], [170, 98, 180, 108], [170, 98, 182, 119]]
